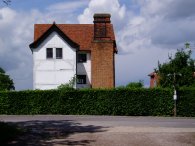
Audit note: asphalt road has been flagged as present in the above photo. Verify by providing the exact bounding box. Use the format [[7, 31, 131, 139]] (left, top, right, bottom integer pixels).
[[1, 115, 195, 127], [1, 115, 195, 146]]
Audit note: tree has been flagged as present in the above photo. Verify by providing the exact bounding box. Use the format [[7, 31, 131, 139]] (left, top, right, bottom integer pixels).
[[157, 49, 195, 88], [126, 81, 144, 88], [0, 67, 15, 91]]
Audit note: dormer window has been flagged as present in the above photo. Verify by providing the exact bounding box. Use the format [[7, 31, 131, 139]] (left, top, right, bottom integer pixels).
[[46, 48, 53, 59]]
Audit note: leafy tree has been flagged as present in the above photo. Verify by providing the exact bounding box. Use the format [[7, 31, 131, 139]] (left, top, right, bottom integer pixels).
[[157, 49, 195, 88], [126, 81, 144, 88], [0, 67, 15, 91]]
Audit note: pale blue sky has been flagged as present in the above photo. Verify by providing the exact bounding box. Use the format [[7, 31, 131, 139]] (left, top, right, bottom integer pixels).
[[9, 0, 130, 10], [0, 0, 195, 90], [3, 0, 64, 10]]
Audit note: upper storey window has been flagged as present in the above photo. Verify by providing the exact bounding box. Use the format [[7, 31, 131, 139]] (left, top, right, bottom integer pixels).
[[56, 48, 62, 59], [78, 53, 87, 63], [46, 48, 53, 59], [46, 48, 63, 59]]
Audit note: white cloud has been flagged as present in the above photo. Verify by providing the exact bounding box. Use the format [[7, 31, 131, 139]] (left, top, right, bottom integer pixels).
[[78, 0, 126, 28], [0, 8, 33, 90], [0, 7, 16, 24], [44, 1, 90, 24], [139, 0, 195, 20]]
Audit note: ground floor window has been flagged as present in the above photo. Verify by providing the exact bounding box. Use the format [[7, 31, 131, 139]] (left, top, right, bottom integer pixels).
[[77, 75, 86, 84]]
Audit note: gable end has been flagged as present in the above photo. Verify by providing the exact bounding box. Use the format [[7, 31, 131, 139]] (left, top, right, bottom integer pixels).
[[29, 23, 79, 51]]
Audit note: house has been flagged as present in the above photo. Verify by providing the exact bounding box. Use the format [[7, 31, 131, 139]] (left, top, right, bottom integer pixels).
[[148, 72, 159, 88], [29, 13, 117, 90]]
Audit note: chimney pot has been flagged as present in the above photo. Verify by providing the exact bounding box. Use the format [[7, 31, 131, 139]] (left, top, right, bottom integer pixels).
[[93, 13, 111, 23]]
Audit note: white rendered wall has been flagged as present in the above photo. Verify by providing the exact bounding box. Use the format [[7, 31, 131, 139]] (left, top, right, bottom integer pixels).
[[77, 52, 91, 88], [33, 32, 76, 90]]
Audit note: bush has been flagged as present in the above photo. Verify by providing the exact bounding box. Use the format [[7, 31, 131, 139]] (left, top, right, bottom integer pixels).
[[57, 84, 75, 91], [57, 76, 76, 90], [0, 88, 194, 116]]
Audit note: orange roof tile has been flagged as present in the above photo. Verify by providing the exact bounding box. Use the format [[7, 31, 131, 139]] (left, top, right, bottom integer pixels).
[[32, 23, 116, 52]]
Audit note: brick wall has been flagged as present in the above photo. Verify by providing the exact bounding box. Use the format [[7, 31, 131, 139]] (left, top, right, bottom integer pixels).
[[91, 41, 115, 88]]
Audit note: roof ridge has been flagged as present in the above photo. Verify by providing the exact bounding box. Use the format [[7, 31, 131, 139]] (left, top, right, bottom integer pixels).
[[35, 24, 94, 25]]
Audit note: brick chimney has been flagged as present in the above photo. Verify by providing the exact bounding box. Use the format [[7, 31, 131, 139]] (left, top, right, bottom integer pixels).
[[148, 72, 159, 88], [91, 13, 115, 88], [93, 13, 111, 40]]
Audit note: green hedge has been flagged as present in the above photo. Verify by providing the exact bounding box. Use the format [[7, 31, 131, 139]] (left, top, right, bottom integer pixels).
[[177, 88, 195, 117], [0, 88, 194, 116]]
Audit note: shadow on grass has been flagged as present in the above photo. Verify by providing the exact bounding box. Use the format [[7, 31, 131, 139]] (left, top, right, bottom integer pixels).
[[4, 120, 108, 146]]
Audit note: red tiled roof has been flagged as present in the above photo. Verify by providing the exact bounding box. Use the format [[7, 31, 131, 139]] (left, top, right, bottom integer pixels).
[[32, 23, 117, 52]]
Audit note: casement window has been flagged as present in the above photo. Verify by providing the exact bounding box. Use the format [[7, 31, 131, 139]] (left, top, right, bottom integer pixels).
[[77, 75, 86, 84], [56, 48, 63, 59], [46, 48, 63, 59], [46, 48, 53, 59], [78, 53, 87, 63]]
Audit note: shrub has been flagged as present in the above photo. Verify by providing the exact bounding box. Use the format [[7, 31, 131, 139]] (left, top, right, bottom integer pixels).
[[57, 84, 75, 91], [57, 76, 76, 91]]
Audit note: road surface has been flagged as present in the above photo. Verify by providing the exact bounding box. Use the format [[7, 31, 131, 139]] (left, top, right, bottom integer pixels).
[[1, 115, 195, 146]]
